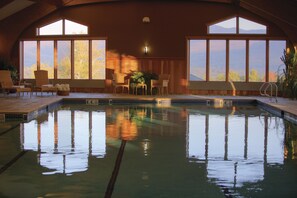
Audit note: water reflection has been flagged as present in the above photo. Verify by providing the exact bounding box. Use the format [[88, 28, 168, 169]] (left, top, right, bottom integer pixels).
[[18, 102, 297, 193], [187, 108, 286, 190], [20, 106, 145, 175], [21, 110, 106, 175], [106, 107, 139, 141]]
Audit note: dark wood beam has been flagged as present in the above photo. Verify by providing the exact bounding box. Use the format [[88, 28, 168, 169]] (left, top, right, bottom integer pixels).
[[27, 0, 65, 7], [193, 0, 233, 4], [240, 0, 297, 28], [0, 0, 14, 9], [231, 0, 240, 6], [26, 0, 119, 8], [60, 0, 121, 7]]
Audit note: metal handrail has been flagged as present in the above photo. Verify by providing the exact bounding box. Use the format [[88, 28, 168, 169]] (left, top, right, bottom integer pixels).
[[228, 75, 236, 96], [228, 79, 236, 96], [259, 82, 278, 102], [259, 82, 268, 96]]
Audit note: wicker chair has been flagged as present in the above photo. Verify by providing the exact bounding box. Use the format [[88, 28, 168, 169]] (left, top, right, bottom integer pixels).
[[112, 73, 130, 93], [34, 70, 57, 96], [151, 74, 170, 95], [0, 70, 32, 97]]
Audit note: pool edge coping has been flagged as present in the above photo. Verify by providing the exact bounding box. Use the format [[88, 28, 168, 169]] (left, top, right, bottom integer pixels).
[[1, 97, 296, 124]]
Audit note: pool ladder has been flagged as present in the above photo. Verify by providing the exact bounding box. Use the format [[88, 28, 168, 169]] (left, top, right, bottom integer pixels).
[[259, 82, 278, 103]]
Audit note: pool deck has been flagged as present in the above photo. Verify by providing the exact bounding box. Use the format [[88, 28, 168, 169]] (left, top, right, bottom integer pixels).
[[0, 93, 296, 122]]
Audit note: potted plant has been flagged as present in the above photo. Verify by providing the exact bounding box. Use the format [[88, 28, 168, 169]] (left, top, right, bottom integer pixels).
[[130, 71, 158, 94], [278, 48, 297, 99]]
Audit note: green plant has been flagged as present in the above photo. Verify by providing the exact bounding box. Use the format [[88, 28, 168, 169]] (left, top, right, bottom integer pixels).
[[130, 71, 145, 84], [284, 120, 297, 159], [278, 49, 297, 99], [0, 58, 19, 83], [130, 71, 158, 93]]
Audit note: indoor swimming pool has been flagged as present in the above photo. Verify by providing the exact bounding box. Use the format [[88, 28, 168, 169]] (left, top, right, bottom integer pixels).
[[0, 103, 297, 198]]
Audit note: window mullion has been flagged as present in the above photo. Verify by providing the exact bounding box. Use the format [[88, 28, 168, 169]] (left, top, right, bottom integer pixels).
[[89, 40, 92, 80], [266, 40, 269, 82], [226, 39, 229, 82], [71, 40, 74, 79], [246, 40, 249, 82], [236, 16, 239, 34], [37, 41, 40, 70], [206, 39, 210, 82], [54, 40, 57, 80], [63, 19, 65, 35], [20, 41, 24, 80]]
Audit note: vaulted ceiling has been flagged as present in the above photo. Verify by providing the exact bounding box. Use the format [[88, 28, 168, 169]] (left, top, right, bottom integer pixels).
[[0, 0, 296, 27], [0, 0, 297, 59]]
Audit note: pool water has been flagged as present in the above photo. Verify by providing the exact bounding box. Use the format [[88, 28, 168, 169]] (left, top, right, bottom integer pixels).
[[0, 104, 297, 198]]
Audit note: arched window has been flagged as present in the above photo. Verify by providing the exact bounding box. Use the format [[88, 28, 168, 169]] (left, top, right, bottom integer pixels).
[[238, 17, 266, 34], [208, 16, 267, 35], [209, 17, 237, 34], [39, 20, 63, 35], [65, 20, 88, 35], [37, 19, 88, 36], [189, 17, 285, 83]]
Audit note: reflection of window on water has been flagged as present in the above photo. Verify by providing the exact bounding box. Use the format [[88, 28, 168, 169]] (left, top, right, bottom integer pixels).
[[20, 106, 143, 175], [20, 110, 106, 175], [187, 112, 285, 188]]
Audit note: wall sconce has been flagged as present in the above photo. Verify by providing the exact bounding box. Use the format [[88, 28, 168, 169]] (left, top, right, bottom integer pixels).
[[142, 16, 150, 23], [144, 46, 149, 55]]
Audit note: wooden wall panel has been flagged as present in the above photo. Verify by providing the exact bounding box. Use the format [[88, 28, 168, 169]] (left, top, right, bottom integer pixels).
[[104, 55, 267, 96], [105, 56, 187, 94]]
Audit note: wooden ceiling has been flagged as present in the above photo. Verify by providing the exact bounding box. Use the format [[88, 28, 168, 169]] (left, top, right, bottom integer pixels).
[[0, 0, 296, 27]]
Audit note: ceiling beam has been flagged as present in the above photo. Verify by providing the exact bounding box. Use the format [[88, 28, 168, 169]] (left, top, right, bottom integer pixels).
[[0, 0, 36, 21], [240, 0, 297, 28], [0, 0, 14, 9], [60, 0, 121, 7], [199, 0, 232, 3], [27, 0, 66, 7]]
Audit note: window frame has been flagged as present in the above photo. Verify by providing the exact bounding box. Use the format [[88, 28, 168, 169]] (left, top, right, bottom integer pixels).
[[207, 16, 268, 35], [208, 17, 237, 34], [38, 20, 63, 36], [189, 39, 207, 81], [36, 19, 89, 36], [229, 39, 246, 82], [209, 39, 227, 81], [187, 36, 287, 83], [20, 38, 107, 80], [268, 40, 287, 82], [248, 40, 267, 82]]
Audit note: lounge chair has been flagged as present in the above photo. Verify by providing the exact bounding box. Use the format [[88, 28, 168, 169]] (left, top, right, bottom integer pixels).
[[0, 70, 32, 97], [151, 74, 170, 95], [34, 70, 57, 96], [112, 73, 130, 94]]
